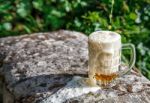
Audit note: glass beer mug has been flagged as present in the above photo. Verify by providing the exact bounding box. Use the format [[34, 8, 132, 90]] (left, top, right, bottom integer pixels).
[[88, 31, 136, 86]]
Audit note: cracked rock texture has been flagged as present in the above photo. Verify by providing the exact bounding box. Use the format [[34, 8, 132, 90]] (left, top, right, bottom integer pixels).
[[0, 30, 150, 103]]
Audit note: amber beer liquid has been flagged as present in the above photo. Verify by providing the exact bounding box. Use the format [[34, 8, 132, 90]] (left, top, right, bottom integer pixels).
[[88, 31, 135, 86]]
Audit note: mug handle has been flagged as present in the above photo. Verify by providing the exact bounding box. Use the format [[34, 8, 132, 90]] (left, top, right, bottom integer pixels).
[[118, 43, 136, 76]]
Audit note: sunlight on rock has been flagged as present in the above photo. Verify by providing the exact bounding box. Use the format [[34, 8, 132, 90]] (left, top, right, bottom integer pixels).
[[43, 76, 100, 103]]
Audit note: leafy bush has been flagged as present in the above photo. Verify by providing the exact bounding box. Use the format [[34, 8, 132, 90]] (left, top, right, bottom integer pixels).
[[0, 0, 150, 79]]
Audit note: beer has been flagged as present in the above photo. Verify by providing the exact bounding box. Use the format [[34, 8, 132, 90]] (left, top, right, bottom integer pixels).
[[88, 31, 136, 87], [94, 73, 118, 85]]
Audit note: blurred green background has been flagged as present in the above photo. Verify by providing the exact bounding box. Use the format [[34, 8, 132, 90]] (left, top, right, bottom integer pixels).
[[0, 0, 150, 79]]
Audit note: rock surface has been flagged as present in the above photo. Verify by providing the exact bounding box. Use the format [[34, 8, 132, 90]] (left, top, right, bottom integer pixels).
[[0, 30, 150, 103], [0, 77, 2, 103]]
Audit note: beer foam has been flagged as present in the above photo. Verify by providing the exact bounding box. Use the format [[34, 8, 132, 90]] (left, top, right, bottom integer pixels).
[[43, 76, 100, 103], [89, 31, 121, 43]]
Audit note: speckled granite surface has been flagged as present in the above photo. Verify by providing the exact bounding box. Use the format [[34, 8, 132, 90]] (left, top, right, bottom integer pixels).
[[0, 77, 2, 103], [0, 30, 150, 103]]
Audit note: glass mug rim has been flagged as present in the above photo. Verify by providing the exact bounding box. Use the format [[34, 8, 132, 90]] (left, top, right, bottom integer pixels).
[[89, 30, 121, 43]]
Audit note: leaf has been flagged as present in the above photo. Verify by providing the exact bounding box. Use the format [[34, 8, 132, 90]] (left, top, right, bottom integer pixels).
[[51, 10, 63, 17], [0, 2, 12, 13], [129, 12, 137, 20], [2, 22, 12, 31], [123, 1, 129, 12], [32, 0, 43, 11], [16, 1, 31, 18]]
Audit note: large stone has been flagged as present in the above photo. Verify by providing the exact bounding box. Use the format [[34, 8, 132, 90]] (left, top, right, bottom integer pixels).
[[0, 30, 150, 103], [0, 30, 88, 103]]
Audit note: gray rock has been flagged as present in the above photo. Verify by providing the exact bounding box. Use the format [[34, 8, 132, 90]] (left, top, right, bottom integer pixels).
[[0, 30, 88, 102], [0, 30, 150, 103], [0, 77, 3, 103]]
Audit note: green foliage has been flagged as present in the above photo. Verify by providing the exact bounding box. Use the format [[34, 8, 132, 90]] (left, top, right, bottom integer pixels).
[[0, 0, 150, 79]]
